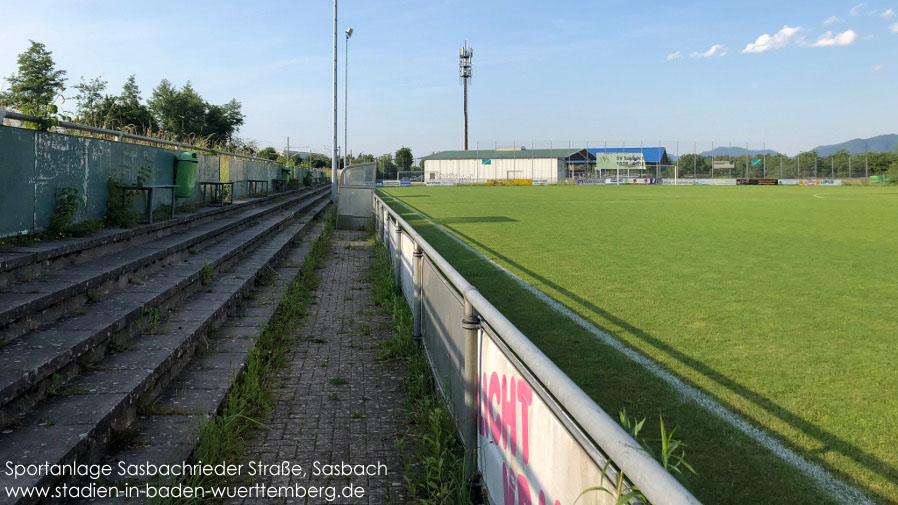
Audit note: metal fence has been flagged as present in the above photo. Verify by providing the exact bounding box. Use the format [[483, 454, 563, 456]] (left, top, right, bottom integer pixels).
[[373, 195, 701, 505], [413, 140, 881, 182]]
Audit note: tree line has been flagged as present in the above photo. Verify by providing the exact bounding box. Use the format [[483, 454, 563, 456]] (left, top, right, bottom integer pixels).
[[2, 40, 420, 171], [675, 150, 898, 178], [1, 40, 246, 150]]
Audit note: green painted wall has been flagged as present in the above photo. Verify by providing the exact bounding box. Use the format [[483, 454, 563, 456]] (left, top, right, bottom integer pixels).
[[0, 124, 290, 237]]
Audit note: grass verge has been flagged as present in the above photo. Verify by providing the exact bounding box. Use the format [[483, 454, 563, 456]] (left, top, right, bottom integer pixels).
[[381, 187, 855, 505], [147, 208, 334, 505], [367, 232, 477, 505]]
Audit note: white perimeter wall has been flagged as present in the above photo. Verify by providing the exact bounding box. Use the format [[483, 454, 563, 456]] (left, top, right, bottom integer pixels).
[[424, 158, 566, 183]]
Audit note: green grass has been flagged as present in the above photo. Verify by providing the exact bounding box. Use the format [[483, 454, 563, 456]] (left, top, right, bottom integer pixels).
[[367, 235, 473, 505], [382, 184, 898, 505]]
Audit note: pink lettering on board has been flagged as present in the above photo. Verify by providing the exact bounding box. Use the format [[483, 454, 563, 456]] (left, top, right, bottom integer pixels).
[[517, 473, 532, 505], [502, 463, 516, 505], [502, 376, 517, 454], [517, 380, 533, 464], [489, 372, 502, 445], [539, 490, 561, 505], [479, 373, 489, 436]]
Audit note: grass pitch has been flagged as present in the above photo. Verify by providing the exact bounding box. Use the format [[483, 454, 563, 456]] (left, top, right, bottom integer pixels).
[[381, 184, 898, 505]]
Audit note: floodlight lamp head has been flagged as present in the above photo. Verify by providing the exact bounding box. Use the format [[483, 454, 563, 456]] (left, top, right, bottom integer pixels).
[[346, 27, 353, 38]]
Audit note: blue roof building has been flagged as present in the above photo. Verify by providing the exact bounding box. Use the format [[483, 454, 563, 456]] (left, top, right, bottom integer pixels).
[[587, 147, 670, 165]]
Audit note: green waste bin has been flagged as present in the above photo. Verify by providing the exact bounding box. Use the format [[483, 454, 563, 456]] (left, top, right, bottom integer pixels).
[[281, 167, 291, 181], [175, 152, 198, 198]]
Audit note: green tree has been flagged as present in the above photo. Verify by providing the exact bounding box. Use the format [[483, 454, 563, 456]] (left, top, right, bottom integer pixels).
[[1, 40, 67, 112], [147, 79, 243, 144], [394, 146, 414, 172], [73, 75, 108, 126], [203, 98, 244, 144], [258, 147, 279, 160], [355, 152, 375, 163], [148, 79, 205, 140], [111, 75, 156, 132], [378, 153, 396, 178], [307, 153, 331, 169], [676, 154, 710, 176]]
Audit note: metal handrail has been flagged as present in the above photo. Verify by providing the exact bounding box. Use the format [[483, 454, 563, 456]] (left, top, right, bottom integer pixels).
[[374, 193, 701, 505], [0, 108, 280, 164]]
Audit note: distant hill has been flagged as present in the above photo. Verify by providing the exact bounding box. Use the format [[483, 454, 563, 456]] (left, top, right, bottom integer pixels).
[[698, 146, 779, 157], [808, 134, 898, 156]]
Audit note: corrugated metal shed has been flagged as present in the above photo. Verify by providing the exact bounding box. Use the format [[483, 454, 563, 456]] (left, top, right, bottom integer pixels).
[[420, 148, 593, 161]]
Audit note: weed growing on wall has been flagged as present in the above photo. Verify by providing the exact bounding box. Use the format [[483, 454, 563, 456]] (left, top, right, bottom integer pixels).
[[367, 234, 475, 505]]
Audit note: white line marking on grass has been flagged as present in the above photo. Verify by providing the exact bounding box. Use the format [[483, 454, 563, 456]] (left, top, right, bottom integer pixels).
[[814, 194, 826, 198], [383, 195, 873, 505]]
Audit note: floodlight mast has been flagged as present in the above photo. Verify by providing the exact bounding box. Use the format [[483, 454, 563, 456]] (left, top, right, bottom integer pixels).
[[459, 41, 473, 150]]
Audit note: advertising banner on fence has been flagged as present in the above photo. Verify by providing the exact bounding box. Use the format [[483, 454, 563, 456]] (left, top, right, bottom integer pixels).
[[736, 178, 779, 185], [778, 179, 800, 185], [478, 331, 612, 505], [425, 179, 458, 186], [604, 178, 663, 185], [487, 179, 533, 186], [692, 178, 738, 186], [576, 179, 605, 185], [820, 179, 843, 186], [532, 179, 548, 186]]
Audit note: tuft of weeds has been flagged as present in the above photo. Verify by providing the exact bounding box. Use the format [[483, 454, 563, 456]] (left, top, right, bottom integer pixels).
[[109, 427, 144, 451], [57, 386, 90, 396], [201, 261, 213, 285], [139, 307, 169, 334], [86, 289, 104, 303], [329, 377, 348, 386], [15, 267, 33, 283], [367, 233, 473, 504]]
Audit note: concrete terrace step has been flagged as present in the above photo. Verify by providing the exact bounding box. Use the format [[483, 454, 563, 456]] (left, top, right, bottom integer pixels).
[[0, 193, 330, 427], [0, 200, 330, 505], [0, 187, 328, 340], [70, 220, 327, 502], [0, 187, 314, 289]]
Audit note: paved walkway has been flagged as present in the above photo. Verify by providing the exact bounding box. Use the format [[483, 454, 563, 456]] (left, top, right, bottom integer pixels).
[[223, 230, 408, 505]]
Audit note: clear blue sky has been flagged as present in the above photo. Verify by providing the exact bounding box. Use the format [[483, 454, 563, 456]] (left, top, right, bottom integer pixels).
[[2, 1, 896, 157]]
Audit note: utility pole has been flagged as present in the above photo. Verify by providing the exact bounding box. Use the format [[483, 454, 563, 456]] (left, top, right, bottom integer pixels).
[[331, 0, 338, 202], [459, 41, 473, 150], [345, 27, 353, 171]]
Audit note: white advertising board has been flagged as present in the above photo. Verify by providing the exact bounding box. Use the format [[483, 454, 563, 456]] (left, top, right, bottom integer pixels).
[[478, 331, 614, 505], [819, 179, 842, 186]]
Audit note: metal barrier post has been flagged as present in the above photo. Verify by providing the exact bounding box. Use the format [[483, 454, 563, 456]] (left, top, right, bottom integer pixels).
[[462, 288, 481, 479], [394, 226, 402, 288], [412, 243, 423, 345]]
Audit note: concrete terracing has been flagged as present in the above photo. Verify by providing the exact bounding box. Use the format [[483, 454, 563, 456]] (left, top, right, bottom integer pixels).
[[0, 186, 332, 505]]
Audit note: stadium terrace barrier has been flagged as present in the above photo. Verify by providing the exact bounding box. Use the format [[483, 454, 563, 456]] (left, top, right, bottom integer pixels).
[[373, 194, 702, 505], [0, 111, 305, 237]]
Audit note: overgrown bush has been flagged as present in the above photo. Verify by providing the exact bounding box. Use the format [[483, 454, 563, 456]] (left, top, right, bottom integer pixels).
[[48, 187, 80, 236], [105, 177, 138, 228]]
